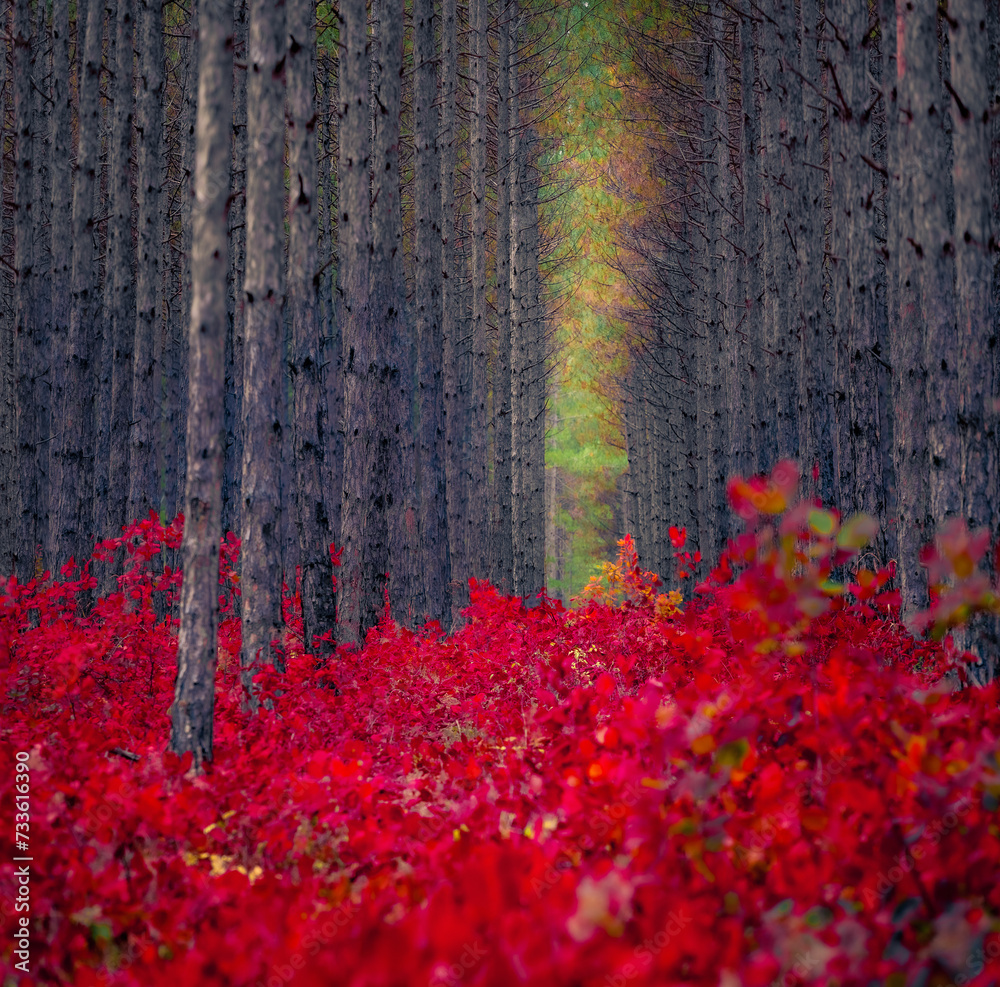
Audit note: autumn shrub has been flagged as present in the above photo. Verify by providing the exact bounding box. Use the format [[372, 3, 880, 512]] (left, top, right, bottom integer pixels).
[[1, 468, 999, 986]]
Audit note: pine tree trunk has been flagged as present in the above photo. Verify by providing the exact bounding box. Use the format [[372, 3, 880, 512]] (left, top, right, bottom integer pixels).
[[796, 0, 832, 506], [524, 164, 544, 594], [53, 0, 103, 570], [828, 0, 858, 513], [843, 0, 886, 542], [758, 0, 800, 465], [0, 2, 10, 574], [698, 5, 726, 564], [509, 34, 529, 597], [103, 0, 135, 550], [47, 0, 72, 563], [338, 0, 387, 642], [490, 0, 513, 592], [739, 2, 764, 476], [440, 0, 466, 620], [13, 0, 38, 579], [240, 0, 286, 692], [950, 0, 996, 536], [170, 3, 197, 525], [991, 1, 1000, 486], [468, 0, 489, 585], [93, 0, 118, 555], [893, 0, 934, 614], [223, 0, 248, 543], [911, 2, 960, 532], [322, 46, 343, 558], [413, 0, 450, 625], [288, 0, 336, 651], [171, 0, 233, 766], [129, 0, 164, 525], [723, 9, 746, 485], [877, 0, 900, 566], [372, 0, 418, 627], [31, 0, 52, 571]]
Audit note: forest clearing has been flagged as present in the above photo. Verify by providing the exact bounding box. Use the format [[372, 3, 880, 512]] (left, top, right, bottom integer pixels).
[[2, 0, 1000, 983]]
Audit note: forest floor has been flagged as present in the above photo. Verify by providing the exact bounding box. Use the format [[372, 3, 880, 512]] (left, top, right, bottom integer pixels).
[[2, 475, 1000, 986]]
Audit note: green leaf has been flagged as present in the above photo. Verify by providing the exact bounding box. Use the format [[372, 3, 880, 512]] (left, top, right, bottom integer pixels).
[[804, 905, 833, 929], [808, 509, 838, 537], [715, 738, 750, 769]]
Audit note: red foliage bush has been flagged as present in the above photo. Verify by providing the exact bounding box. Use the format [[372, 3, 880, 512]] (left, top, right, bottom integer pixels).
[[2, 468, 999, 986]]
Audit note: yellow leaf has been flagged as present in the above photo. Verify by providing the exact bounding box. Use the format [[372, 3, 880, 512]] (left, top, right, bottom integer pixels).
[[692, 734, 716, 755]]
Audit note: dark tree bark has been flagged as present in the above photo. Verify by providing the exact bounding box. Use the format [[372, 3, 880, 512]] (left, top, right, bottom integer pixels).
[[758, 0, 799, 465], [893, 0, 935, 615], [12, 0, 38, 579], [723, 8, 747, 485], [829, 0, 885, 531], [795, 0, 832, 506], [490, 0, 513, 592], [696, 2, 727, 563], [166, 3, 198, 526], [877, 0, 901, 566], [509, 30, 528, 597], [827, 0, 856, 513], [93, 0, 119, 554], [287, 0, 336, 651], [223, 0, 248, 543], [739, 1, 764, 477], [413, 0, 450, 626], [950, 0, 997, 536], [338, 0, 387, 643], [171, 0, 233, 767], [52, 0, 103, 570], [845, 0, 886, 545], [950, 0, 999, 674], [441, 0, 467, 620], [372, 0, 418, 626], [321, 45, 343, 559], [0, 1, 10, 575], [101, 0, 135, 549], [240, 0, 286, 693], [524, 174, 545, 592], [909, 1, 959, 534], [47, 0, 72, 565], [30, 0, 52, 574], [129, 0, 164, 525], [468, 0, 489, 583]]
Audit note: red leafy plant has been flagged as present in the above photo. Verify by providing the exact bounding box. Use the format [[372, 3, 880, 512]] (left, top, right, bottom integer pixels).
[[1, 474, 999, 987]]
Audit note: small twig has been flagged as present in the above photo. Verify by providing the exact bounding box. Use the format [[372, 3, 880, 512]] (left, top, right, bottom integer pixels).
[[109, 746, 140, 762], [860, 153, 888, 177]]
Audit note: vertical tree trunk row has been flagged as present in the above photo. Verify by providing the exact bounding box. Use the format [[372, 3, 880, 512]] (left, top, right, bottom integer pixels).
[[617, 0, 999, 634], [0, 0, 558, 725]]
